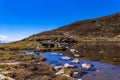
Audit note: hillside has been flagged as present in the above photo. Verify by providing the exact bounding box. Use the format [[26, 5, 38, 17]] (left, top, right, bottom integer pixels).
[[0, 13, 120, 66], [56, 12, 120, 38], [25, 12, 120, 42]]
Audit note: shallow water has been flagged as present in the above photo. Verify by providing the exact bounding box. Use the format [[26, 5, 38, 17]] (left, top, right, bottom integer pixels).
[[25, 51, 120, 80]]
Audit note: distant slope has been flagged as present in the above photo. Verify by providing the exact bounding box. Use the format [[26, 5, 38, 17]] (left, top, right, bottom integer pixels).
[[56, 12, 120, 37]]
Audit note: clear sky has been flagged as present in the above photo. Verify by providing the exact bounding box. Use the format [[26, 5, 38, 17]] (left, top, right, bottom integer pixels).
[[0, 0, 120, 41]]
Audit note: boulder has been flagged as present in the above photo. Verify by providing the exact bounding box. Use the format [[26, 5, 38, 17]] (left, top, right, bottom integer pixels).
[[64, 63, 74, 68], [55, 69, 64, 75], [62, 56, 71, 60], [54, 66, 63, 70], [72, 70, 83, 78], [81, 63, 92, 69], [72, 58, 79, 64]]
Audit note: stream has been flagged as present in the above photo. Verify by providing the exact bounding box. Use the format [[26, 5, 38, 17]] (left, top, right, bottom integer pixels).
[[24, 51, 120, 80]]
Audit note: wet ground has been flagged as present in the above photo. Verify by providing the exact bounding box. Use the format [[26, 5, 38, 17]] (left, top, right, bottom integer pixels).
[[25, 51, 120, 80]]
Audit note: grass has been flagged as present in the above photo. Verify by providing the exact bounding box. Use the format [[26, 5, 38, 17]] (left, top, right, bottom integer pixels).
[[0, 50, 56, 80]]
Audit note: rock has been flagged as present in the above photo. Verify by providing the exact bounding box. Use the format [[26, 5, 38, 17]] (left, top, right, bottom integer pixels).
[[72, 70, 83, 78], [62, 74, 70, 77], [74, 54, 80, 57], [72, 58, 79, 64], [81, 63, 92, 69], [54, 66, 63, 70], [70, 49, 76, 53], [55, 69, 64, 75], [64, 63, 74, 68], [0, 74, 15, 80], [70, 49, 78, 53], [62, 56, 71, 60]]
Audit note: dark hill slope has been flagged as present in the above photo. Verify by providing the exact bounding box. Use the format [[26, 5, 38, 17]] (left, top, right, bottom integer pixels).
[[55, 13, 120, 38]]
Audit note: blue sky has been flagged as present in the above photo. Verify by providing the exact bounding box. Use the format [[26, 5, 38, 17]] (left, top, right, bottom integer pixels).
[[0, 0, 120, 41]]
